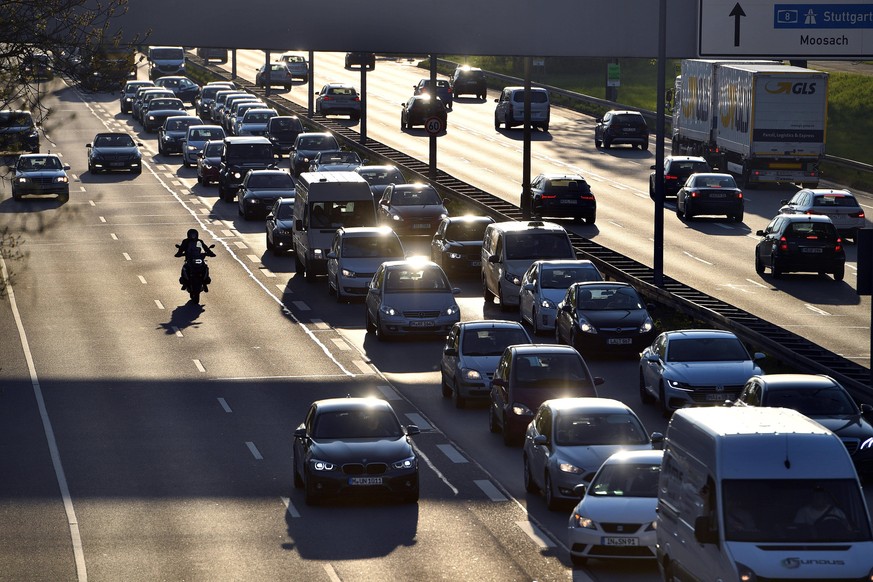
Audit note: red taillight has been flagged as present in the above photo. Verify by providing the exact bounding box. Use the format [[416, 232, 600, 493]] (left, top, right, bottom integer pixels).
[[323, 96, 334, 101], [779, 235, 788, 251], [805, 209, 821, 215], [542, 194, 557, 199], [689, 190, 699, 198], [851, 211, 865, 219], [836, 237, 843, 252], [737, 192, 743, 199], [580, 195, 595, 200], [353, 96, 360, 102], [664, 174, 678, 181]]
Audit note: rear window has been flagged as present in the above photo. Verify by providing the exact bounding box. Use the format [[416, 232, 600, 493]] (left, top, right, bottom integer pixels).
[[614, 113, 646, 125], [671, 161, 711, 174], [784, 221, 838, 241], [328, 87, 357, 96], [512, 90, 548, 103], [813, 194, 859, 207], [457, 69, 485, 80], [544, 178, 591, 194]]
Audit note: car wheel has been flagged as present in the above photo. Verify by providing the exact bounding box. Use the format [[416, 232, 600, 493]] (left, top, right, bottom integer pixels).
[[133, 166, 142, 175], [12, 191, 22, 201], [441, 374, 452, 398], [555, 323, 563, 345], [603, 137, 612, 149], [586, 213, 596, 225], [643, 140, 650, 151], [58, 192, 69, 204], [197, 174, 204, 185], [833, 264, 845, 282], [754, 252, 764, 275], [158, 142, 165, 156], [594, 138, 602, 149], [639, 370, 656, 404], [483, 277, 496, 304], [523, 455, 538, 493], [182, 159, 191, 168], [502, 418, 515, 446], [771, 258, 783, 278], [733, 212, 744, 223], [498, 288, 512, 312], [494, 114, 500, 131], [453, 385, 466, 409], [294, 252, 305, 276], [541, 123, 549, 132], [659, 381, 671, 418], [675, 205, 684, 219], [304, 266, 316, 283], [403, 481, 420, 504], [488, 405, 500, 433], [531, 308, 542, 336], [544, 472, 560, 511], [365, 309, 376, 334], [303, 470, 320, 506], [293, 454, 303, 488], [333, 277, 345, 303]]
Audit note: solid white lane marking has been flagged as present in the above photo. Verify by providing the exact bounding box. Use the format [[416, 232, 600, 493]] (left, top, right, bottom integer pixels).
[[154, 300, 164, 310], [405, 413, 431, 430], [682, 250, 713, 265], [0, 255, 88, 581], [172, 326, 183, 337], [138, 276, 147, 284], [323, 564, 341, 582], [293, 301, 310, 311], [352, 360, 372, 374], [746, 278, 768, 288], [805, 304, 831, 316], [122, 253, 131, 261], [246, 441, 263, 460], [193, 359, 206, 373], [217, 398, 232, 413], [475, 480, 507, 501], [437, 444, 468, 464], [281, 497, 300, 518], [516, 521, 556, 548], [331, 338, 351, 351], [377, 385, 401, 400]]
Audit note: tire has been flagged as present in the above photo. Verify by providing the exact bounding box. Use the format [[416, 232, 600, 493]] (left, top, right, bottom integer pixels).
[[197, 174, 204, 185], [365, 309, 377, 333], [374, 315, 388, 342], [453, 384, 466, 409], [221, 189, 235, 203], [541, 124, 549, 132], [483, 277, 496, 304], [523, 455, 538, 493], [304, 266, 316, 283], [771, 258, 783, 278], [733, 212, 744, 223], [498, 288, 512, 313], [586, 213, 596, 225], [295, 253, 305, 276], [502, 420, 515, 446], [643, 140, 650, 151], [58, 192, 69, 204], [755, 252, 764, 275], [603, 137, 612, 149], [293, 455, 303, 488], [488, 405, 500, 433], [531, 308, 541, 336], [639, 370, 655, 404], [12, 191, 22, 201], [833, 264, 845, 282], [594, 138, 602, 149], [544, 472, 560, 510], [183, 159, 191, 168], [158, 142, 165, 156], [494, 114, 500, 131], [659, 381, 671, 418], [441, 374, 452, 398], [133, 166, 142, 175]]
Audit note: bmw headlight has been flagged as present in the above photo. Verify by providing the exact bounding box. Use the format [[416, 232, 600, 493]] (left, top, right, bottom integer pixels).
[[392, 456, 416, 470], [310, 459, 337, 471], [571, 512, 597, 530], [504, 271, 522, 286], [461, 368, 482, 382], [639, 316, 654, 334], [511, 402, 533, 416], [379, 304, 398, 317], [558, 462, 583, 474]]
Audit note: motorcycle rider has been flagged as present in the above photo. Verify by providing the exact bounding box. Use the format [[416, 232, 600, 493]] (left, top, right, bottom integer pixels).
[[175, 228, 216, 291]]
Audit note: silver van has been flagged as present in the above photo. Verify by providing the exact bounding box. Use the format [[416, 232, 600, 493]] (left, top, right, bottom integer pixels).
[[293, 172, 378, 281], [494, 87, 550, 132]]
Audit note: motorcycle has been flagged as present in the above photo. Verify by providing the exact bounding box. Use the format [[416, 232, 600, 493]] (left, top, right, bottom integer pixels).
[[176, 243, 215, 304]]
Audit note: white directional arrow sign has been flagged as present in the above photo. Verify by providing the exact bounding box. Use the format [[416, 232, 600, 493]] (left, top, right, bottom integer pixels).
[[700, 0, 873, 58]]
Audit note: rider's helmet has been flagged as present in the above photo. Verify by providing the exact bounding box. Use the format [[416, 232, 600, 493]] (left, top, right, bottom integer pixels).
[[187, 228, 198, 240]]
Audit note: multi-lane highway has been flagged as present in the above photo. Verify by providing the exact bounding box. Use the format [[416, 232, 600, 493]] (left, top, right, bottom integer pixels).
[[0, 55, 870, 582]]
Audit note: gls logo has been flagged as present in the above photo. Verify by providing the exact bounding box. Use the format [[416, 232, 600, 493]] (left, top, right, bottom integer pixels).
[[765, 81, 817, 95]]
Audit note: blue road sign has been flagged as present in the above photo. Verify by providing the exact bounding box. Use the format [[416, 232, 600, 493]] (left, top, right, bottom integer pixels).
[[775, 4, 873, 28]]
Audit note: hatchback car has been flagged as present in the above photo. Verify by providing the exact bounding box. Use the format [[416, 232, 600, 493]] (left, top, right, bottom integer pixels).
[[278, 52, 309, 80], [309, 150, 363, 172], [194, 82, 235, 120], [440, 320, 532, 408], [292, 397, 420, 505], [142, 98, 187, 132], [400, 94, 448, 131], [265, 116, 305, 157], [133, 88, 174, 122], [519, 260, 603, 335], [154, 75, 200, 105], [182, 124, 225, 168], [120, 80, 154, 114], [431, 215, 495, 275], [11, 154, 70, 202], [649, 156, 711, 198], [345, 52, 375, 70], [594, 110, 649, 150], [157, 115, 203, 156], [676, 173, 744, 222], [489, 344, 602, 446], [414, 78, 453, 110], [555, 282, 656, 354], [754, 214, 846, 281], [524, 398, 663, 510], [238, 169, 295, 220], [255, 63, 294, 90], [265, 198, 296, 256], [365, 259, 461, 341], [729, 374, 873, 478], [779, 188, 866, 241], [639, 329, 765, 415], [229, 101, 268, 136], [290, 132, 340, 176], [356, 165, 406, 199], [494, 87, 550, 131], [327, 227, 405, 302], [567, 450, 664, 565], [378, 183, 448, 236], [315, 83, 361, 121], [451, 65, 487, 100], [528, 173, 597, 224], [196, 139, 223, 185], [86, 132, 143, 174], [235, 108, 278, 137]]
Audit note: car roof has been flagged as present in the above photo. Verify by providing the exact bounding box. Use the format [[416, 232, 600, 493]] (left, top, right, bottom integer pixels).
[[663, 329, 738, 340], [19, 153, 61, 161], [538, 173, 587, 181], [802, 188, 854, 197], [337, 226, 398, 237], [247, 169, 289, 176], [312, 397, 395, 414], [750, 373, 841, 390], [503, 86, 548, 92], [541, 397, 631, 414], [571, 281, 631, 290], [536, 259, 597, 268], [325, 82, 354, 88], [381, 259, 441, 270], [607, 109, 644, 116], [688, 173, 734, 180], [357, 165, 399, 172], [444, 215, 494, 224], [458, 319, 526, 330], [187, 124, 223, 132], [94, 131, 134, 138], [488, 220, 568, 233], [779, 214, 835, 224], [509, 343, 580, 355], [392, 183, 437, 192], [601, 449, 664, 466], [666, 155, 708, 163], [224, 136, 271, 144]]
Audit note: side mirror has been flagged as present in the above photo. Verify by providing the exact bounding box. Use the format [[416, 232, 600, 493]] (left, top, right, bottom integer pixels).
[[452, 287, 461, 295], [694, 516, 719, 545], [86, 143, 92, 148], [650, 164, 657, 170], [753, 352, 766, 361], [522, 283, 534, 291], [593, 377, 605, 386], [63, 164, 71, 171], [860, 403, 873, 414], [532, 434, 548, 446], [780, 199, 789, 205], [755, 230, 765, 236], [491, 378, 506, 387], [293, 427, 307, 439], [405, 425, 421, 436], [443, 347, 458, 357], [644, 354, 660, 363], [573, 483, 587, 498], [650, 432, 665, 445], [595, 118, 602, 123], [488, 255, 500, 264], [266, 213, 274, 220]]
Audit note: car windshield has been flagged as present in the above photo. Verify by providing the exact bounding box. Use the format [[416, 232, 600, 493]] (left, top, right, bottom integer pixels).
[[445, 220, 489, 241], [166, 119, 193, 131], [385, 267, 450, 292], [319, 152, 360, 165], [762, 387, 858, 416], [392, 188, 441, 206], [359, 168, 405, 186], [722, 479, 872, 543], [247, 173, 293, 189], [541, 266, 601, 289], [271, 118, 302, 132], [512, 353, 590, 387], [226, 144, 273, 162], [283, 55, 305, 63], [18, 156, 62, 170], [150, 100, 182, 110], [613, 113, 645, 125], [505, 232, 573, 260], [812, 194, 859, 208], [94, 134, 134, 147], [461, 327, 530, 356], [298, 135, 337, 150], [588, 463, 660, 497], [666, 337, 750, 362], [150, 48, 183, 60], [576, 286, 642, 310], [275, 203, 294, 219], [191, 128, 223, 140], [555, 412, 649, 446], [312, 408, 403, 439], [203, 142, 223, 156], [341, 236, 403, 259]]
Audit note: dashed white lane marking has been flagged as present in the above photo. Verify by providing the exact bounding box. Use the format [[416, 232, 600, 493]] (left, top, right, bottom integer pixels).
[[245, 441, 263, 460], [309, 319, 328, 329], [163, 172, 174, 178], [154, 300, 164, 310], [293, 301, 310, 311], [122, 253, 131, 261], [276, 284, 290, 294], [261, 270, 276, 278], [378, 385, 401, 400], [217, 398, 232, 413], [222, 230, 235, 237], [437, 444, 468, 464], [171, 180, 182, 187], [138, 276, 147, 284], [172, 326, 183, 337], [805, 304, 831, 316], [281, 497, 300, 518], [609, 183, 628, 190], [110, 233, 118, 240], [247, 254, 260, 262], [405, 413, 431, 430], [516, 521, 556, 548], [475, 480, 507, 502], [99, 216, 106, 223], [89, 200, 96, 206], [323, 564, 341, 582], [682, 250, 713, 266], [352, 360, 372, 374], [330, 338, 351, 351], [193, 359, 206, 373], [234, 241, 247, 249], [608, 220, 625, 229], [746, 278, 768, 288]]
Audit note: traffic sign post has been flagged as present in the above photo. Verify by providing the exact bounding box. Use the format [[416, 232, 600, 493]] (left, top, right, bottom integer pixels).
[[700, 1, 873, 58]]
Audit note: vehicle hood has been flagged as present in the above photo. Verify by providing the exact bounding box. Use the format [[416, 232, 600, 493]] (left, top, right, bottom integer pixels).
[[310, 437, 412, 463], [164, 129, 188, 138], [511, 385, 596, 409], [539, 288, 568, 305], [663, 361, 761, 385], [811, 415, 873, 440], [295, 147, 333, 158], [555, 444, 652, 478], [459, 354, 501, 376], [394, 205, 447, 219], [723, 542, 873, 579], [580, 308, 649, 327], [504, 259, 537, 278], [244, 187, 295, 199], [16, 169, 66, 179], [274, 219, 295, 230], [92, 146, 140, 156], [341, 256, 402, 274], [444, 240, 483, 250], [574, 494, 657, 523]]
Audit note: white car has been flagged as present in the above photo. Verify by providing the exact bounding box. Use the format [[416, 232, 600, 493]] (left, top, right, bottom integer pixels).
[[568, 449, 663, 566], [518, 259, 603, 334], [327, 227, 405, 302]]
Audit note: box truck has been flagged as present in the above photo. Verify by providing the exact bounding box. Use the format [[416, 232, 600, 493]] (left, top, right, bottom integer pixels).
[[672, 60, 828, 188], [656, 407, 873, 582]]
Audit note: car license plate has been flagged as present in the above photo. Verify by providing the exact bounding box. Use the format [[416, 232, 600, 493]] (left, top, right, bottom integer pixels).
[[110, 162, 125, 167], [410, 320, 435, 327], [349, 477, 383, 485], [607, 338, 632, 345], [602, 537, 639, 546], [706, 393, 728, 401], [559, 199, 578, 205], [413, 223, 430, 229], [802, 247, 824, 253], [622, 128, 635, 132], [469, 260, 481, 267], [709, 192, 726, 198]]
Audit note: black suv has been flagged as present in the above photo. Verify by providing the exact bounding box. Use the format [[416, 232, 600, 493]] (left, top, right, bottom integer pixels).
[[450, 66, 487, 100], [266, 116, 304, 157], [594, 110, 649, 150], [401, 95, 448, 131], [649, 156, 712, 198], [345, 52, 375, 70], [754, 215, 845, 281], [218, 136, 276, 201], [528, 173, 597, 224]]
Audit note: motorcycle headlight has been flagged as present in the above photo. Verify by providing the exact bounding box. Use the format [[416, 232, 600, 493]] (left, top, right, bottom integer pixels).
[[391, 214, 403, 222], [233, 171, 241, 179], [147, 115, 155, 121], [187, 145, 198, 151]]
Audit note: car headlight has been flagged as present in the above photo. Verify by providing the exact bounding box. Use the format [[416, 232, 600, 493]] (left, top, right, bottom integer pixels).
[[439, 212, 448, 220], [445, 304, 460, 316], [504, 271, 522, 286], [340, 268, 357, 278], [446, 252, 463, 260], [391, 214, 403, 222], [461, 368, 483, 382], [279, 228, 292, 235], [392, 456, 416, 470], [645, 520, 657, 532], [539, 298, 556, 309], [233, 171, 241, 179], [668, 379, 691, 390], [310, 459, 337, 471], [571, 512, 597, 530], [162, 135, 172, 142], [578, 317, 597, 334], [187, 145, 198, 152], [558, 462, 584, 474], [54, 176, 68, 184], [203, 162, 215, 170], [379, 304, 398, 317], [639, 316, 654, 333], [147, 115, 155, 121], [511, 402, 533, 416]]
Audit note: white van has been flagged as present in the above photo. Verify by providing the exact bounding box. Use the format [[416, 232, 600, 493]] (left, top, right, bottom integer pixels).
[[148, 46, 185, 80], [293, 172, 377, 281], [656, 407, 873, 582], [494, 87, 550, 132], [481, 220, 575, 311]]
